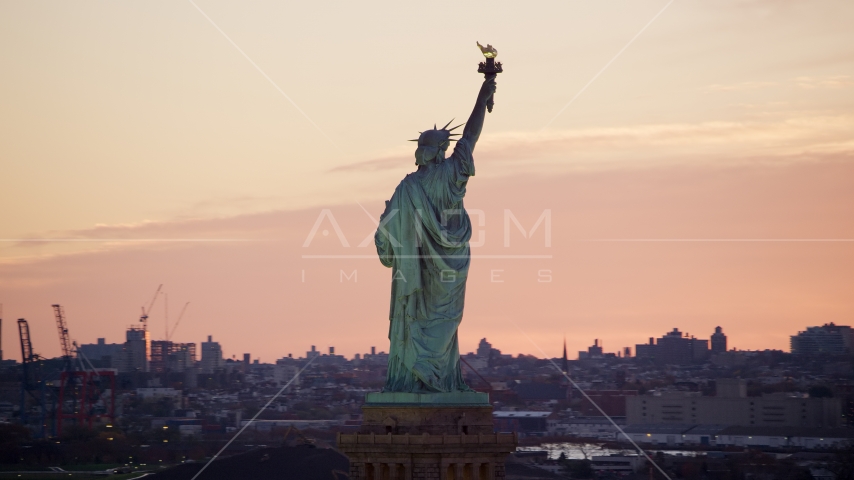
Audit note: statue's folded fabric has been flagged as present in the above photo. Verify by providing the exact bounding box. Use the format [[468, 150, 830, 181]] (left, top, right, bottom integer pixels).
[[375, 138, 476, 393]]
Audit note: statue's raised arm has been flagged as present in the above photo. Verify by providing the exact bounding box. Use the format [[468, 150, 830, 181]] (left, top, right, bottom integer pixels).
[[461, 77, 496, 150]]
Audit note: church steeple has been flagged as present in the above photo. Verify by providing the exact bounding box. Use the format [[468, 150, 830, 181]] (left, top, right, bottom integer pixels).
[[562, 337, 568, 374]]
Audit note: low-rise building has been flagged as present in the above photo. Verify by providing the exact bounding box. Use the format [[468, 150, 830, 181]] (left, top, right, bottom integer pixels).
[[239, 419, 340, 431], [548, 416, 624, 440], [136, 387, 181, 401], [617, 425, 854, 449], [591, 455, 644, 473], [493, 411, 551, 434], [627, 379, 842, 428]]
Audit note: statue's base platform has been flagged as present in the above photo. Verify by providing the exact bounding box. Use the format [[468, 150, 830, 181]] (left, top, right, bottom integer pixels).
[[362, 391, 492, 436], [338, 392, 517, 479], [365, 391, 490, 406], [338, 431, 516, 480]]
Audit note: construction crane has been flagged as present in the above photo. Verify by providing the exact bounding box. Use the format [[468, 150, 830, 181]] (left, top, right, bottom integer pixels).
[[139, 284, 163, 331], [52, 304, 74, 373], [166, 302, 190, 341], [18, 318, 48, 438], [53, 304, 80, 434]]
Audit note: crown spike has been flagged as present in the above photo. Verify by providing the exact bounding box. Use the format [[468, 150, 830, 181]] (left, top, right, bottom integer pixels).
[[448, 123, 465, 132], [442, 118, 455, 130], [408, 139, 419, 142], [433, 123, 437, 130], [449, 133, 461, 136]]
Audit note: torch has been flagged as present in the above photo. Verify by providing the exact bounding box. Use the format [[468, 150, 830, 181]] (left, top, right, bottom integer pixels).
[[476, 41, 503, 113]]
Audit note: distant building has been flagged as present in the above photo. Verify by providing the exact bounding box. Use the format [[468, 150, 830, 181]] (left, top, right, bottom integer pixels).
[[716, 378, 746, 398], [200, 335, 223, 374], [475, 338, 505, 366], [493, 411, 552, 434], [591, 455, 644, 474], [577, 390, 638, 417], [548, 416, 624, 440], [512, 383, 568, 401], [578, 339, 604, 360], [634, 328, 710, 365], [626, 379, 842, 428], [273, 364, 300, 387], [150, 340, 169, 373], [711, 351, 748, 367], [791, 323, 854, 355], [562, 339, 568, 373], [618, 424, 854, 450], [136, 387, 181, 401], [476, 338, 493, 357], [170, 343, 196, 372], [711, 326, 727, 354], [121, 326, 150, 373], [150, 341, 196, 373], [78, 338, 124, 367], [462, 354, 488, 371]]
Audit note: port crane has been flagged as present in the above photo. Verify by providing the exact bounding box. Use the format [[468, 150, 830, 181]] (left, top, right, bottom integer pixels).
[[18, 318, 49, 438], [52, 304, 116, 436]]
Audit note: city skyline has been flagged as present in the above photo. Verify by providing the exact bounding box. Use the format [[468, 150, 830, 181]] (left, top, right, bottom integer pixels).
[[12, 320, 852, 366]]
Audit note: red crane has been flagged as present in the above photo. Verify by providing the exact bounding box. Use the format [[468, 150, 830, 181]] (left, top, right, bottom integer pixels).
[[52, 305, 115, 436]]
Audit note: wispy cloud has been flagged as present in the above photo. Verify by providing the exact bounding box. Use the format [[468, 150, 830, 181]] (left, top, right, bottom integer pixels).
[[794, 75, 854, 89], [329, 155, 410, 173], [0, 211, 293, 264], [706, 81, 779, 92], [331, 114, 854, 173], [705, 75, 854, 92]]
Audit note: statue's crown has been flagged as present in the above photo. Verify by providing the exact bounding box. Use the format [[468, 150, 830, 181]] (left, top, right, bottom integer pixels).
[[409, 119, 464, 147]]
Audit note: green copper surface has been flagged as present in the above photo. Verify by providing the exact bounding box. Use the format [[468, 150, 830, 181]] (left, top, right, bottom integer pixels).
[[374, 76, 496, 396]]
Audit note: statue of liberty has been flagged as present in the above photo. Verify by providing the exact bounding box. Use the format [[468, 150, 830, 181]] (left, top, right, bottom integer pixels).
[[374, 67, 497, 394]]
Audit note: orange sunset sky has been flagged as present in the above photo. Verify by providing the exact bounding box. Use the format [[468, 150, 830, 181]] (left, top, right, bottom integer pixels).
[[1, 1, 853, 362]]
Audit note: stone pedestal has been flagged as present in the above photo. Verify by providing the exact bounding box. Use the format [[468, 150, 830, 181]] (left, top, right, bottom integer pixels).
[[338, 392, 517, 480]]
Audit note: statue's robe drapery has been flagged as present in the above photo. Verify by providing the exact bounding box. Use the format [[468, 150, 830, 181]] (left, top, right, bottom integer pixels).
[[375, 138, 475, 393]]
